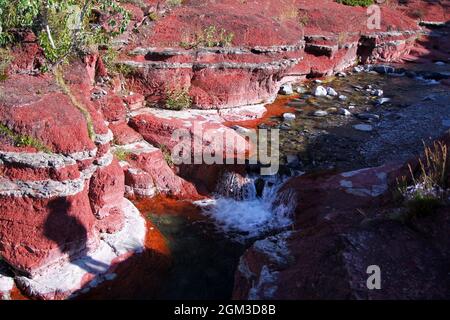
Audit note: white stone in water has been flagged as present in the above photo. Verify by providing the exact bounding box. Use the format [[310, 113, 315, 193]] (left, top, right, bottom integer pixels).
[[372, 89, 383, 97], [353, 124, 373, 132], [314, 110, 328, 117], [295, 86, 306, 94], [283, 113, 296, 121], [279, 83, 293, 95], [338, 95, 348, 101], [337, 72, 346, 77], [435, 61, 445, 65], [314, 86, 328, 97], [353, 66, 364, 73], [377, 97, 391, 105], [314, 79, 323, 84], [348, 105, 356, 109], [326, 87, 338, 96], [339, 108, 352, 116]]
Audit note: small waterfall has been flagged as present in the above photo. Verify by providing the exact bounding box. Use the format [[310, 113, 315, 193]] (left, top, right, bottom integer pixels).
[[196, 172, 296, 242]]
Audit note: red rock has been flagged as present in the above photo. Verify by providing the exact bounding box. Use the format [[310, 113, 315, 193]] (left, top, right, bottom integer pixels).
[[9, 41, 45, 74], [0, 75, 95, 154], [95, 56, 108, 79], [94, 92, 127, 122], [109, 122, 143, 145], [88, 159, 125, 220], [0, 188, 96, 276], [123, 92, 146, 111], [115, 141, 199, 199], [128, 108, 251, 160], [95, 207, 125, 234], [233, 163, 450, 299], [118, 0, 422, 109], [124, 167, 156, 198]]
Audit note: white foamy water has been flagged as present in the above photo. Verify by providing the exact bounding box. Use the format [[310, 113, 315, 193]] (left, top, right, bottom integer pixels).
[[195, 176, 295, 242]]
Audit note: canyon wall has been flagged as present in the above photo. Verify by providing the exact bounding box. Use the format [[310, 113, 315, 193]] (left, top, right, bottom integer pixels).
[[0, 0, 448, 299]]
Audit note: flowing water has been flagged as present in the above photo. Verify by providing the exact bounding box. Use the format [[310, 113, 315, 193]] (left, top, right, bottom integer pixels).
[[80, 64, 450, 299]]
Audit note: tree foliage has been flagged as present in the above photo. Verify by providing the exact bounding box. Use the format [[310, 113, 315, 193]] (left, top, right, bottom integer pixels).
[[0, 0, 130, 66]]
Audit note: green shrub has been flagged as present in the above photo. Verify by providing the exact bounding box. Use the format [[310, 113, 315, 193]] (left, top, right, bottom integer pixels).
[[395, 140, 449, 218], [165, 87, 192, 110], [406, 193, 441, 217], [0, 0, 40, 46], [166, 0, 183, 7], [180, 25, 234, 49], [0, 47, 12, 81], [411, 141, 448, 191], [336, 0, 374, 7], [0, 1, 130, 67]]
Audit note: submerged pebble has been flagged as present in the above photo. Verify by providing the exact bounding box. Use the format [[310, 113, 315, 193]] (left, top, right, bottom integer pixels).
[[353, 124, 373, 132], [314, 110, 328, 117], [339, 108, 352, 116], [283, 113, 296, 121]]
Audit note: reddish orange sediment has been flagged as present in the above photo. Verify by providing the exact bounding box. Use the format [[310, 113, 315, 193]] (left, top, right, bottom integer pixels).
[[75, 216, 171, 299], [223, 95, 297, 129], [9, 286, 30, 300], [133, 194, 204, 220]]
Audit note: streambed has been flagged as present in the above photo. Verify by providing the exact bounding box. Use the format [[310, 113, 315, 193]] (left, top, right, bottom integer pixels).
[[80, 63, 450, 299]]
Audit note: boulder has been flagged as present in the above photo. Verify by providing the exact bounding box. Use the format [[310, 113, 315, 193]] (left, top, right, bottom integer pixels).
[[234, 164, 450, 299]]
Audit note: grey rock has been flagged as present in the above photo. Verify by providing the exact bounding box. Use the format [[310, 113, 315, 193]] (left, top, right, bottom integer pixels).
[[286, 154, 300, 164], [313, 110, 328, 117], [295, 86, 307, 94], [314, 86, 328, 97], [376, 97, 391, 105], [326, 87, 338, 96], [353, 66, 364, 73], [356, 113, 380, 121], [373, 65, 395, 74], [283, 113, 296, 121], [279, 83, 294, 95], [353, 124, 373, 132], [339, 108, 352, 116]]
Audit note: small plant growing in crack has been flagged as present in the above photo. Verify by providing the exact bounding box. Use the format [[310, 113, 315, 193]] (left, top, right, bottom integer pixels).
[[113, 147, 131, 161], [0, 124, 52, 153], [180, 25, 234, 49], [165, 87, 192, 110], [159, 144, 174, 167], [395, 140, 449, 218]]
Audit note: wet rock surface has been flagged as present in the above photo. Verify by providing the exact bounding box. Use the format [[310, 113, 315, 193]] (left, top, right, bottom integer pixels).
[[262, 67, 450, 173]]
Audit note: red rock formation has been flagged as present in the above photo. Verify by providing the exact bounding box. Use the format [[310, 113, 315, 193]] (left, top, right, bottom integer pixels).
[[1, 0, 448, 300], [0, 55, 146, 299], [117, 0, 429, 109], [233, 163, 450, 299]]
